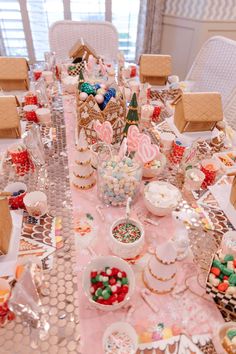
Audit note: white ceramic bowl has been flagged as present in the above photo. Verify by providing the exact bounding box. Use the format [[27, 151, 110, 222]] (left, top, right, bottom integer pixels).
[[23, 191, 48, 217], [144, 181, 182, 217], [109, 218, 145, 259], [143, 153, 166, 178], [82, 255, 135, 311], [103, 321, 138, 354]]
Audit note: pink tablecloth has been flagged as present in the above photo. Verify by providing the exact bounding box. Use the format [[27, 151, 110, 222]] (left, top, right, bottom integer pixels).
[[63, 96, 224, 354]]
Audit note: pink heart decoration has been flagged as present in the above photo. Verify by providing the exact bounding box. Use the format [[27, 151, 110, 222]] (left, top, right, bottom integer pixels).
[[94, 120, 113, 144], [127, 125, 141, 152], [93, 120, 102, 134], [137, 135, 159, 163]]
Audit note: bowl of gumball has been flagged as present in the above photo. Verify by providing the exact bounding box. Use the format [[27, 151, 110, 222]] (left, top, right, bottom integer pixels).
[[82, 256, 135, 311], [4, 182, 27, 209], [143, 152, 166, 178]]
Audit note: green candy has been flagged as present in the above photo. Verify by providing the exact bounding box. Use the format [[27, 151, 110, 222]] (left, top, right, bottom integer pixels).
[[224, 254, 234, 262], [103, 281, 109, 286], [212, 259, 223, 270], [102, 290, 110, 300], [221, 266, 234, 276], [80, 82, 96, 96], [121, 277, 128, 285], [92, 295, 98, 301], [228, 273, 236, 286], [218, 273, 224, 281], [105, 286, 111, 294], [91, 277, 97, 284], [95, 274, 101, 282], [227, 329, 236, 340], [96, 288, 103, 297]]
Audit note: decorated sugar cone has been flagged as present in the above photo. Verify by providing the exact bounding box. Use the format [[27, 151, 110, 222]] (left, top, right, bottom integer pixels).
[[78, 70, 85, 91], [123, 92, 139, 137]]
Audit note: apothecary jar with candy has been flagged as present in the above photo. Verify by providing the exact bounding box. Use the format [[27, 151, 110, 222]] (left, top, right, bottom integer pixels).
[[97, 145, 142, 206]]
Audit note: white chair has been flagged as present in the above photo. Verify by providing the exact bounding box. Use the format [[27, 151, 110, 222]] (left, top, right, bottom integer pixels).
[[49, 20, 119, 62], [185, 36, 236, 129]]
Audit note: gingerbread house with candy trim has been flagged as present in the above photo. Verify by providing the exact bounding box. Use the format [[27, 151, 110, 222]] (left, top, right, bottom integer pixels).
[[77, 92, 126, 145], [137, 334, 216, 354]]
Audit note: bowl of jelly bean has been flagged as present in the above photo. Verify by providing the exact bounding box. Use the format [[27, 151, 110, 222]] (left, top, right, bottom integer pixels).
[[82, 255, 135, 311]]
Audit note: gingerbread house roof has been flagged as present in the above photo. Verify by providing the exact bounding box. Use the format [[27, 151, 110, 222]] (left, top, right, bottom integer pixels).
[[69, 38, 99, 60]]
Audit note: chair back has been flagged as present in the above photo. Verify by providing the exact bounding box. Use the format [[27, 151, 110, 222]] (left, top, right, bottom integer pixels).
[[185, 36, 236, 129], [49, 20, 119, 61]]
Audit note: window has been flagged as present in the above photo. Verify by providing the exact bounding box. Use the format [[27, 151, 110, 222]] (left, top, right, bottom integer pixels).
[[0, 0, 140, 62], [0, 0, 27, 57], [71, 0, 105, 21], [112, 0, 139, 61]]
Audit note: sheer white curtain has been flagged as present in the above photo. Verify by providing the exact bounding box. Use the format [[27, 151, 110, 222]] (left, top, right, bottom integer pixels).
[[135, 0, 165, 62]]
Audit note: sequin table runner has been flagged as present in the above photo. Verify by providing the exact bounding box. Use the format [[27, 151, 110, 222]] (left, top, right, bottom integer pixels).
[[0, 92, 80, 354]]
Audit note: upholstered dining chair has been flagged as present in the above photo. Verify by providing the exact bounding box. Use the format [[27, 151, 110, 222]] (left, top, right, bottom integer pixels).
[[49, 20, 119, 62], [185, 36, 236, 130]]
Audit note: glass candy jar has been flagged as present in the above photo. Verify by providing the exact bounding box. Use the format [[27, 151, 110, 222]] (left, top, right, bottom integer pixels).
[[97, 147, 142, 206]]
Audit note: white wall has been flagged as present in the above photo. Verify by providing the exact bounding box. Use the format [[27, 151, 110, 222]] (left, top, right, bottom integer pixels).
[[161, 0, 236, 79]]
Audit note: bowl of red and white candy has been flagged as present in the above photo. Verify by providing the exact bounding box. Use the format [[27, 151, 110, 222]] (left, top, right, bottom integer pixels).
[[82, 256, 135, 311]]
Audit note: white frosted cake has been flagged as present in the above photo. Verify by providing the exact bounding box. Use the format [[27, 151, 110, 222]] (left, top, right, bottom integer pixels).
[[143, 267, 176, 294], [149, 256, 177, 281], [143, 241, 177, 294]]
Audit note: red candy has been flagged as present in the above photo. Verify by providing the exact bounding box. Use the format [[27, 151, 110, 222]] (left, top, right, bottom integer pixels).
[[223, 276, 229, 281], [234, 260, 236, 268], [111, 268, 119, 276], [109, 278, 116, 285], [117, 294, 125, 303], [122, 285, 129, 294], [218, 282, 229, 292], [91, 271, 97, 278], [210, 267, 221, 277]]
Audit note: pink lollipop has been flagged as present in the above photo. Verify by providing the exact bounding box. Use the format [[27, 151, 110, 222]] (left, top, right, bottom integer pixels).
[[137, 134, 159, 163], [94, 120, 113, 144], [118, 137, 127, 160], [127, 125, 141, 152]]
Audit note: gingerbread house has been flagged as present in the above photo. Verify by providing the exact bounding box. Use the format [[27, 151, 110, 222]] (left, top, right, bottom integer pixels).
[[230, 176, 236, 209], [137, 334, 214, 354], [0, 96, 21, 138], [77, 93, 126, 145], [0, 197, 12, 254], [174, 92, 223, 133], [69, 38, 99, 63], [0, 57, 29, 91], [139, 54, 172, 86]]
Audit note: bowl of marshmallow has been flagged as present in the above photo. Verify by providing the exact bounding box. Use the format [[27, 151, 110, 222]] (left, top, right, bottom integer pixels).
[[143, 181, 182, 216]]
